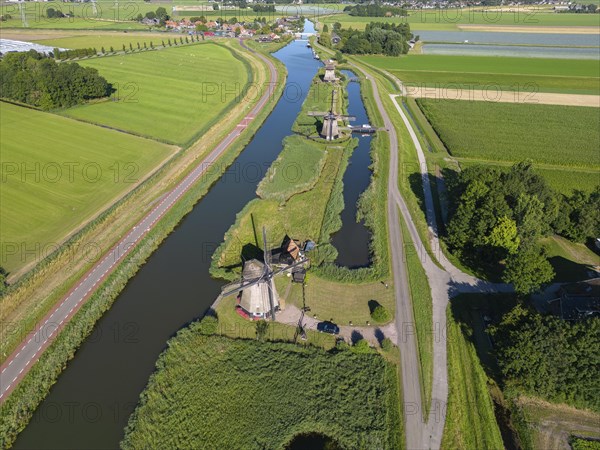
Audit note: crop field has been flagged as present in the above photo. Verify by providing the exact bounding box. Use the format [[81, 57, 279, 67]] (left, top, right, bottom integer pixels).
[[360, 55, 600, 94], [121, 332, 401, 449], [63, 43, 249, 145], [416, 99, 600, 169], [443, 302, 505, 449], [0, 102, 174, 273], [322, 11, 600, 31], [256, 135, 327, 204], [0, 1, 168, 29]]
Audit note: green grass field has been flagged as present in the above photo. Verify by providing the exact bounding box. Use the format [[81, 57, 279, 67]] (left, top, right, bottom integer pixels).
[[63, 43, 249, 145], [322, 11, 600, 31], [256, 135, 327, 204], [121, 331, 401, 449], [0, 0, 166, 29], [360, 55, 600, 94], [443, 303, 505, 449], [0, 102, 174, 273], [416, 99, 600, 168]]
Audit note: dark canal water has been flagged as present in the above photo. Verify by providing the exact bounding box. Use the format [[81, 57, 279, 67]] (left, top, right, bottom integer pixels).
[[14, 21, 372, 449], [331, 70, 372, 268]]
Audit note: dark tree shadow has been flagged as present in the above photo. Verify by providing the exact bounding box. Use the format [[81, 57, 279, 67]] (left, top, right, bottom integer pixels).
[[374, 328, 384, 345], [350, 330, 364, 344], [368, 299, 382, 314]]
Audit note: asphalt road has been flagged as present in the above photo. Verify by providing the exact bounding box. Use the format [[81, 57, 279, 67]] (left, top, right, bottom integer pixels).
[[0, 39, 278, 403]]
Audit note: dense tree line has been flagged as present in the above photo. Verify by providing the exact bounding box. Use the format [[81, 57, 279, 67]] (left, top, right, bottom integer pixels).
[[490, 304, 600, 412], [446, 161, 600, 294], [53, 47, 97, 59], [0, 50, 112, 110], [321, 22, 412, 56], [343, 4, 407, 17]]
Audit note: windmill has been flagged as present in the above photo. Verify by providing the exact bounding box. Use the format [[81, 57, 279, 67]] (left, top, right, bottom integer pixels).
[[220, 228, 308, 321], [307, 90, 355, 141]]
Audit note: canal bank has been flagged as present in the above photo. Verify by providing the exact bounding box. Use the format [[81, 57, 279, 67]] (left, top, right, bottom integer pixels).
[[12, 32, 321, 450]]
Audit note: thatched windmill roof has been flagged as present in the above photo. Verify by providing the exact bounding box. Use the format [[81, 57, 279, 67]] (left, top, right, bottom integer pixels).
[[239, 259, 280, 317]]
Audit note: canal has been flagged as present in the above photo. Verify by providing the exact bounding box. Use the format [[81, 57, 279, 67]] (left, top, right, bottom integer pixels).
[[331, 69, 372, 268], [14, 21, 374, 449]]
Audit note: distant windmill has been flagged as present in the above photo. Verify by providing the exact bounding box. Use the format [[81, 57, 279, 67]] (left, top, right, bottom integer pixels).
[[307, 90, 355, 141], [220, 227, 308, 321]]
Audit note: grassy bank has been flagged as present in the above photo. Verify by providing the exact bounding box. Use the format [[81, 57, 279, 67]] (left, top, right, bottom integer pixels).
[[121, 332, 402, 449], [443, 302, 505, 449]]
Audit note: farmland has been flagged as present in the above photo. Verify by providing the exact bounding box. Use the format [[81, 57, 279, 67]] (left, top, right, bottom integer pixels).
[[360, 54, 600, 94], [121, 331, 401, 449], [63, 42, 250, 145], [416, 99, 600, 168], [0, 101, 174, 273], [322, 11, 600, 31]]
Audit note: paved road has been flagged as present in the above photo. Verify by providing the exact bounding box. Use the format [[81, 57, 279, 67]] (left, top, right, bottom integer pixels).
[[0, 39, 278, 403]]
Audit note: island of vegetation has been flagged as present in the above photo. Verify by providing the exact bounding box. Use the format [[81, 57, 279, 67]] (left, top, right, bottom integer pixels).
[[121, 318, 401, 449]]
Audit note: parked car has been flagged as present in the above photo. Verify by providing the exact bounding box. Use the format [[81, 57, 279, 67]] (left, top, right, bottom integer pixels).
[[317, 321, 340, 335]]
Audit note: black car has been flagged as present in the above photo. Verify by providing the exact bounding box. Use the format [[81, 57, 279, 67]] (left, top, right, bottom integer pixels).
[[317, 321, 340, 335]]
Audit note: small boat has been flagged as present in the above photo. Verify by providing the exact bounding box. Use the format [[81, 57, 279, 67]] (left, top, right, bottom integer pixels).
[[306, 43, 311, 48], [314, 54, 320, 60]]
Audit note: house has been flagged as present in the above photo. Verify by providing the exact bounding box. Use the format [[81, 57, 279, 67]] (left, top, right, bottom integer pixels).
[[547, 278, 600, 320], [270, 237, 302, 266]]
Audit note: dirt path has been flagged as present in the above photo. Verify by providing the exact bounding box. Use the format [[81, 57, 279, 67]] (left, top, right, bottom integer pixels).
[[405, 86, 600, 107]]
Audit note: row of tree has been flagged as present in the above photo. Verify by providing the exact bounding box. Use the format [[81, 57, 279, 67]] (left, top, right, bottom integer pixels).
[[0, 50, 112, 110], [343, 4, 408, 17], [445, 161, 600, 294], [490, 304, 600, 412]]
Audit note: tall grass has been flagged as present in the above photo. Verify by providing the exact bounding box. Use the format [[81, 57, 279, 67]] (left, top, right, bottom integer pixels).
[[121, 332, 401, 449]]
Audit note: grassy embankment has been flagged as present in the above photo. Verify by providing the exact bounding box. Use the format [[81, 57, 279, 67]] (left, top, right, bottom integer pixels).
[[0, 102, 174, 273], [0, 40, 283, 448], [359, 55, 600, 95], [443, 295, 510, 450], [121, 329, 402, 449], [210, 68, 395, 329]]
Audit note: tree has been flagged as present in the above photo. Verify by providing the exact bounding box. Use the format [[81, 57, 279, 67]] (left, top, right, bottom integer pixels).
[[122, 44, 126, 52], [130, 43, 133, 51], [503, 245, 554, 295], [255, 320, 269, 341], [110, 46, 114, 53], [101, 46, 105, 54], [155, 6, 168, 21], [351, 339, 372, 354], [213, 2, 219, 10], [145, 11, 156, 20], [322, 24, 329, 32], [485, 216, 520, 255], [370, 305, 391, 323], [0, 266, 7, 295], [196, 24, 208, 33], [197, 316, 218, 335]]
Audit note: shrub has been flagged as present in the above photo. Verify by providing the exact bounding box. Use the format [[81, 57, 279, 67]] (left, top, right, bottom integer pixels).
[[371, 305, 391, 323], [197, 316, 218, 335]]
